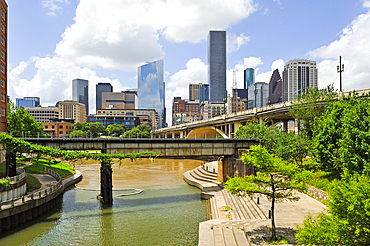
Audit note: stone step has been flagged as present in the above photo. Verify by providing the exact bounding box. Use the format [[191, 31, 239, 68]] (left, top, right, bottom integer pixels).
[[232, 225, 251, 246], [199, 166, 218, 177], [193, 168, 220, 185], [196, 167, 218, 179], [202, 164, 218, 174], [222, 226, 237, 246], [189, 170, 219, 184], [213, 225, 225, 246]]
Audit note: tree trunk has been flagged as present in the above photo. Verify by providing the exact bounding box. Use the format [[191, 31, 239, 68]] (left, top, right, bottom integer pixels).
[[6, 152, 17, 177], [270, 174, 277, 241]]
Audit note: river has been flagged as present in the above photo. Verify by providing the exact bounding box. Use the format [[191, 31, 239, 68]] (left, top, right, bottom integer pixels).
[[0, 158, 208, 245]]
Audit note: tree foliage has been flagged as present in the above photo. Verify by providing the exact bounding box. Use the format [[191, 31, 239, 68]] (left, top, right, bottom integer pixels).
[[123, 123, 151, 138], [70, 122, 107, 138], [7, 102, 47, 137], [226, 145, 311, 241], [296, 173, 370, 245], [289, 84, 337, 138], [106, 123, 126, 136], [234, 121, 310, 163], [312, 92, 370, 176]]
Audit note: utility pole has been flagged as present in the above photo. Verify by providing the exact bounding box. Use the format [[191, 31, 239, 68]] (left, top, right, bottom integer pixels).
[[337, 56, 344, 92]]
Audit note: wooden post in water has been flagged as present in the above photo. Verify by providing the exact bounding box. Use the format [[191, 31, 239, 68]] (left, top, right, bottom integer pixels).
[[100, 150, 113, 204]]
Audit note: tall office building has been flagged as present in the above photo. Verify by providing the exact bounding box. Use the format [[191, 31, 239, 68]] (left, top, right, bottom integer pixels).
[[137, 59, 165, 128], [282, 59, 318, 101], [96, 82, 113, 110], [0, 1, 7, 133], [58, 100, 86, 123], [244, 68, 255, 89], [72, 78, 89, 115], [189, 83, 209, 112], [101, 91, 137, 110], [208, 30, 226, 103], [16, 97, 40, 108], [269, 69, 283, 105]]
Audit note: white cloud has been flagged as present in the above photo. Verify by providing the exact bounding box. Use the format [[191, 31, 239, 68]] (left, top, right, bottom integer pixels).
[[362, 0, 370, 8], [55, 0, 257, 71], [8, 56, 125, 114], [227, 33, 250, 53], [42, 0, 69, 16], [165, 58, 207, 124], [309, 9, 370, 91]]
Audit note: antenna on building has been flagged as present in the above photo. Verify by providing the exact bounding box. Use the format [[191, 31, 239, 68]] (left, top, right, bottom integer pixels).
[[232, 69, 237, 90]]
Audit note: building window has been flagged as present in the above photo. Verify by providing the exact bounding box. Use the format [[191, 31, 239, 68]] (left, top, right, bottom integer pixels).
[[60, 131, 63, 135], [45, 125, 48, 129], [1, 107, 5, 116], [1, 23, 4, 33], [0, 64, 4, 73], [52, 125, 55, 129], [1, 93, 4, 102], [1, 49, 4, 59], [1, 10, 4, 20]]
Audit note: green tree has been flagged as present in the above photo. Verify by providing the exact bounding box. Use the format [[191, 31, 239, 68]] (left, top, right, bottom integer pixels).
[[106, 123, 126, 136], [74, 122, 83, 131], [296, 173, 370, 245], [289, 84, 337, 138], [123, 123, 151, 138], [234, 121, 310, 163], [7, 102, 47, 137], [312, 92, 370, 176], [226, 145, 311, 241]]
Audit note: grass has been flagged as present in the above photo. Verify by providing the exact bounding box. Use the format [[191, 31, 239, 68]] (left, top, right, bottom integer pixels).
[[23, 158, 75, 179], [26, 174, 41, 192], [306, 170, 339, 194], [264, 235, 290, 245]]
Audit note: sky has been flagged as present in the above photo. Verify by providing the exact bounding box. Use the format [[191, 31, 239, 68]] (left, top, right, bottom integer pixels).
[[6, 0, 370, 126]]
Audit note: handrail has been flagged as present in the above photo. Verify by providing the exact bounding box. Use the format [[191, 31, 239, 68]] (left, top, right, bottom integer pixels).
[[0, 168, 26, 183], [0, 167, 62, 210]]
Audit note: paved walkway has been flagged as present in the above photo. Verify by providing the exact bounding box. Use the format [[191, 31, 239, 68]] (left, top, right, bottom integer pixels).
[[183, 162, 326, 246]]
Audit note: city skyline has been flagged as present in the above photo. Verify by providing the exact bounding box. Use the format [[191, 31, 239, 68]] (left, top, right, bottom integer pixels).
[[6, 0, 370, 125]]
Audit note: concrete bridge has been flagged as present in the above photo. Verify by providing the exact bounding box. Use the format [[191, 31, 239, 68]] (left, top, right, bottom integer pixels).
[[25, 138, 258, 158], [154, 88, 370, 139]]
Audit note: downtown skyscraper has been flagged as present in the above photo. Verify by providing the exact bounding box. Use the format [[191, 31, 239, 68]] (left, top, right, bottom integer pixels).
[[137, 59, 165, 128], [72, 78, 89, 115], [282, 59, 318, 101], [208, 30, 226, 103], [96, 82, 113, 110]]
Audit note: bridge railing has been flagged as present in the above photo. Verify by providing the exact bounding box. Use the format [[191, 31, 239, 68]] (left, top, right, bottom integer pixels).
[[0, 167, 62, 210]]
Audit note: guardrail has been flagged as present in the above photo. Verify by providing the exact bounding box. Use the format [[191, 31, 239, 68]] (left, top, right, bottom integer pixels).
[[0, 168, 26, 183], [0, 167, 62, 210]]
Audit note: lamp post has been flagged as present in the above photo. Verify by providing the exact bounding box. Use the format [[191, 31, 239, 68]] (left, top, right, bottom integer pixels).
[[337, 56, 344, 92]]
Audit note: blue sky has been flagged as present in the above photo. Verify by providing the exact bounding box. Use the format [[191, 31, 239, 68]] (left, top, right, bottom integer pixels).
[[7, 0, 370, 125]]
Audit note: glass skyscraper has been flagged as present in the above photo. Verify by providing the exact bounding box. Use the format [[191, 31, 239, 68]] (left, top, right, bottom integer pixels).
[[137, 59, 165, 128], [208, 30, 226, 103], [96, 82, 113, 110], [244, 68, 255, 89], [247, 82, 269, 109], [72, 78, 89, 115]]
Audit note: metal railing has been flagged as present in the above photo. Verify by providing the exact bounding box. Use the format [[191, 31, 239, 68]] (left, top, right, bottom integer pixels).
[[0, 168, 26, 183], [0, 167, 62, 210]]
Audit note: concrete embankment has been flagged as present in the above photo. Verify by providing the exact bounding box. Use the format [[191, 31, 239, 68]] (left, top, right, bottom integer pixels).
[[0, 169, 82, 233]]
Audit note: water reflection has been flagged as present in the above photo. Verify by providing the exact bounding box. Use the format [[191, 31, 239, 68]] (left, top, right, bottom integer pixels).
[[0, 158, 208, 245]]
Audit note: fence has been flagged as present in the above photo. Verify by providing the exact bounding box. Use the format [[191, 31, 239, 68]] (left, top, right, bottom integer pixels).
[[0, 168, 26, 183], [0, 167, 62, 210]]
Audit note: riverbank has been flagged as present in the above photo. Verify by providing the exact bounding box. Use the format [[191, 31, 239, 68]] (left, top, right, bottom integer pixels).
[[184, 161, 326, 246]]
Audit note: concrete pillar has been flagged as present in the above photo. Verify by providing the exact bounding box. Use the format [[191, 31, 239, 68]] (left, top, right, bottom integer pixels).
[[217, 156, 234, 183], [180, 131, 184, 138], [295, 119, 301, 134], [1, 191, 6, 202], [100, 149, 113, 204], [282, 120, 288, 133], [7, 190, 12, 200], [172, 133, 175, 139]]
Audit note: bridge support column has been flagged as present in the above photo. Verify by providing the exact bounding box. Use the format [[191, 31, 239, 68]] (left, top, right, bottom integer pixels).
[[217, 156, 233, 183], [295, 119, 301, 134], [282, 120, 288, 133], [100, 150, 113, 204]]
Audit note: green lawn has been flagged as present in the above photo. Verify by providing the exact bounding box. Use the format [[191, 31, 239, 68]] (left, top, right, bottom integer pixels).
[[23, 159, 75, 179], [26, 174, 41, 192]]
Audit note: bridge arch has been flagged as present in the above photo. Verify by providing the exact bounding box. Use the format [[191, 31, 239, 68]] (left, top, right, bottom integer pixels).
[[186, 127, 228, 139]]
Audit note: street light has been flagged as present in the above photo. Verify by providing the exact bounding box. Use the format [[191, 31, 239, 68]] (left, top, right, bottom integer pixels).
[[337, 56, 344, 92]]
